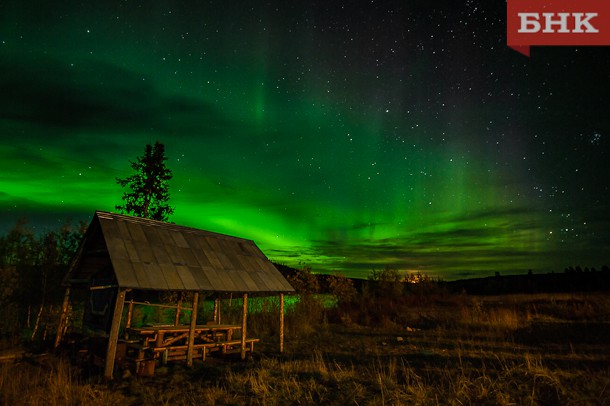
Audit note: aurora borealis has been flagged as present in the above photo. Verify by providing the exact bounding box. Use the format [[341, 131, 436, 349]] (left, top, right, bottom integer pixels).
[[1, 1, 609, 279]]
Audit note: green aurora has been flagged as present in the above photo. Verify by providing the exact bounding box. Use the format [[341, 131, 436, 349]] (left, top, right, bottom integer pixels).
[[1, 1, 609, 279]]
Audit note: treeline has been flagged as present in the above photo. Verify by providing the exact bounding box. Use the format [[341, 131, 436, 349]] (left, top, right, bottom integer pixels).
[[276, 263, 610, 299], [273, 265, 451, 330], [443, 267, 610, 295], [0, 219, 86, 345]]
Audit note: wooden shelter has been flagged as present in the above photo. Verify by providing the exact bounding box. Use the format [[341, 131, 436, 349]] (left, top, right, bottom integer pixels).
[[55, 211, 294, 378]]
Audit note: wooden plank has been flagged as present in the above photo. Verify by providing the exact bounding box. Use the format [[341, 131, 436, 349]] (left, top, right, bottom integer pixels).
[[170, 230, 190, 248], [192, 246, 213, 269], [197, 262, 227, 291], [203, 251, 225, 271], [208, 269, 239, 292], [224, 269, 247, 292], [236, 255, 254, 272], [237, 242, 250, 255], [152, 244, 172, 265], [195, 235, 212, 252], [178, 247, 199, 267], [135, 242, 155, 264], [106, 236, 129, 260], [131, 261, 153, 289], [99, 218, 121, 240], [125, 223, 147, 242], [245, 255, 265, 272], [218, 239, 237, 255], [104, 289, 126, 379], [229, 269, 260, 292], [181, 232, 201, 251], [203, 250, 225, 271], [226, 253, 245, 270], [215, 252, 235, 270], [142, 225, 162, 245], [205, 236, 223, 253], [175, 265, 198, 291], [257, 256, 277, 272], [188, 265, 213, 291], [142, 262, 170, 290], [262, 267, 288, 291], [116, 220, 133, 242], [247, 271, 271, 292], [159, 262, 184, 290], [123, 239, 141, 262], [148, 338, 259, 353], [167, 246, 186, 267], [111, 258, 139, 288], [245, 242, 265, 258], [157, 226, 178, 248]]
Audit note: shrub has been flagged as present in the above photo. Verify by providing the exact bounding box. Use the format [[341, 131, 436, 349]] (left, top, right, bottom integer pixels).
[[327, 272, 356, 304]]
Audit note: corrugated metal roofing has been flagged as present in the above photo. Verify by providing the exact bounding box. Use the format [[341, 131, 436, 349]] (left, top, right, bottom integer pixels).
[[68, 211, 294, 293]]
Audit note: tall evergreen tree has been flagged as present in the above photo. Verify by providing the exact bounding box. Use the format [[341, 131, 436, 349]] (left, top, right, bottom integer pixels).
[[116, 141, 174, 221]]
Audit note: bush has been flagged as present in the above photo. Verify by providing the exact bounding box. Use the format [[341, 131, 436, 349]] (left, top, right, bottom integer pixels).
[[327, 273, 356, 304]]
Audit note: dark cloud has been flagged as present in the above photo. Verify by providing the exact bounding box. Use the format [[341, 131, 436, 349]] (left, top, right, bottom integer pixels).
[[0, 54, 225, 135]]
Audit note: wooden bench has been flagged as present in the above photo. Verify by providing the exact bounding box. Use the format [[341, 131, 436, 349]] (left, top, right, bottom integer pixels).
[[126, 338, 261, 374], [154, 338, 260, 362]]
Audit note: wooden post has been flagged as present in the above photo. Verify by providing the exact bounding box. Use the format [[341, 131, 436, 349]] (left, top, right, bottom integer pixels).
[[241, 293, 248, 360], [124, 300, 134, 339], [187, 292, 199, 367], [213, 298, 220, 324], [279, 293, 285, 353], [104, 289, 126, 379], [175, 294, 182, 326], [54, 288, 71, 350]]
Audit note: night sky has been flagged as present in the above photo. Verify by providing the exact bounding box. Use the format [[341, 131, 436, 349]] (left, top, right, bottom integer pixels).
[[1, 1, 609, 279]]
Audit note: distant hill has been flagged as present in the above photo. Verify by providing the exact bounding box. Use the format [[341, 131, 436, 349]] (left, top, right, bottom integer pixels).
[[443, 269, 610, 295]]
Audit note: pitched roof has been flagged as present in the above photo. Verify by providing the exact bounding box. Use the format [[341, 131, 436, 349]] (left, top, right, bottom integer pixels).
[[66, 211, 294, 293]]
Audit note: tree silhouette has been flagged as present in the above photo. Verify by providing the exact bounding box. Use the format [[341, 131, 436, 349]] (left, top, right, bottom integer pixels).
[[116, 141, 174, 221]]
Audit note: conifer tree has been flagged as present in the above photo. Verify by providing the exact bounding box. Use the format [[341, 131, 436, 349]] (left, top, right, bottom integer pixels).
[[116, 141, 174, 221]]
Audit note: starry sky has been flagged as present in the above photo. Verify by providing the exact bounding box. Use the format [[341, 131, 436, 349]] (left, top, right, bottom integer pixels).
[[1, 0, 609, 280]]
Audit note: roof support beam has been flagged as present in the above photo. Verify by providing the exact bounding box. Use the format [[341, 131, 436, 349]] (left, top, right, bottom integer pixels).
[[187, 292, 199, 367], [104, 288, 127, 379], [213, 297, 220, 324], [241, 293, 248, 360]]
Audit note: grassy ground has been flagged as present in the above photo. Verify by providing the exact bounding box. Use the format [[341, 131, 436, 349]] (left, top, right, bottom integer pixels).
[[2, 292, 610, 405]]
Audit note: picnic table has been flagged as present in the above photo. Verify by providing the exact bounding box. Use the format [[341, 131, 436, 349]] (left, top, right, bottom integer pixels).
[[123, 324, 259, 375]]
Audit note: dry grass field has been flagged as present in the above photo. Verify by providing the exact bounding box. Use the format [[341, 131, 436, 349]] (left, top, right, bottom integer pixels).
[[2, 292, 610, 405]]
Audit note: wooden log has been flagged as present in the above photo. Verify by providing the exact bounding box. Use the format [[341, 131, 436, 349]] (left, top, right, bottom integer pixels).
[[104, 289, 127, 379], [279, 293, 285, 353], [187, 292, 199, 367], [213, 298, 220, 324], [54, 288, 71, 350], [129, 300, 192, 310], [241, 293, 248, 360]]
